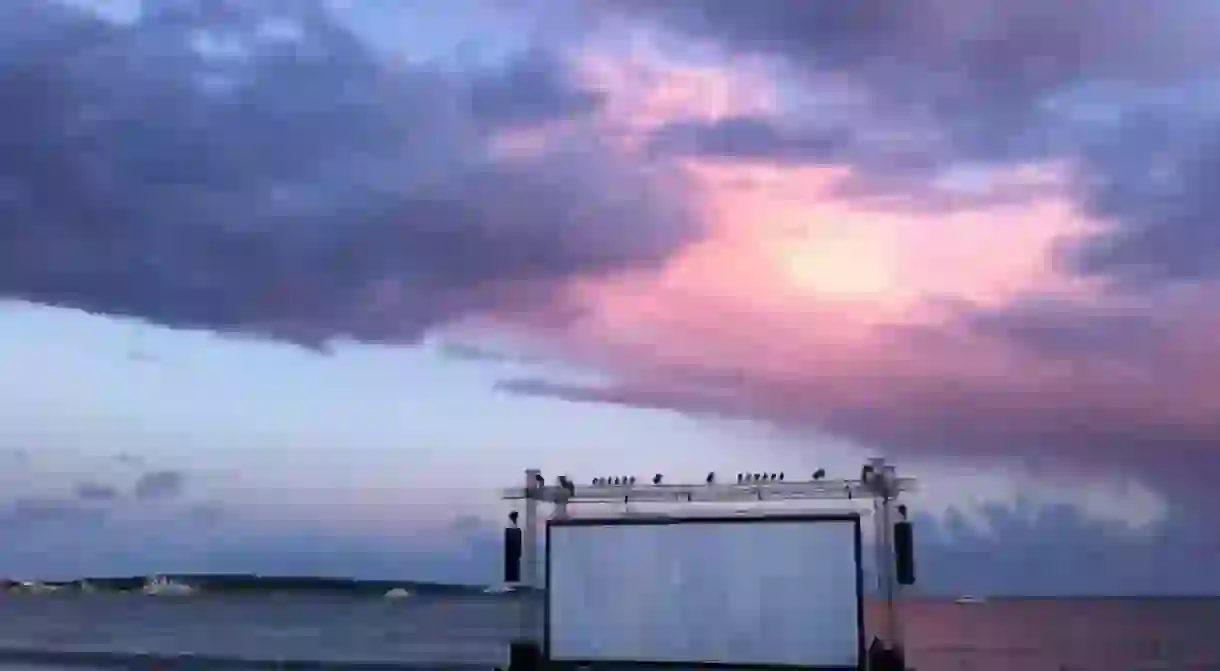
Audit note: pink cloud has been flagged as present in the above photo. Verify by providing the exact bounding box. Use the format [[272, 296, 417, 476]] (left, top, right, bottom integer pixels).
[[472, 49, 1220, 491]]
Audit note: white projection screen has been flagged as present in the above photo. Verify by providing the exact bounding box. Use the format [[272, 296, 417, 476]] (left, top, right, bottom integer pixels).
[[545, 513, 864, 670]]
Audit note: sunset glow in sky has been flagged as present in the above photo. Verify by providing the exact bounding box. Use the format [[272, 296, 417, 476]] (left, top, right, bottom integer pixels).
[[3, 0, 1220, 593]]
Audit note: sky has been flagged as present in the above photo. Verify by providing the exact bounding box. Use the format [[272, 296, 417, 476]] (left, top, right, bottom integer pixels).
[[2, 0, 1220, 594]]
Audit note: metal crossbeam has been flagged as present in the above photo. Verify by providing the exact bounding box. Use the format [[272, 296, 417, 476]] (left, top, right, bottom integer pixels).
[[500, 477, 916, 504]]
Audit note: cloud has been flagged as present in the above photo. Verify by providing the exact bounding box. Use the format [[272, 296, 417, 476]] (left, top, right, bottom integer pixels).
[[75, 480, 120, 502], [649, 116, 855, 166], [0, 497, 110, 531], [133, 470, 186, 501], [494, 210, 1220, 505], [0, 0, 696, 348], [499, 287, 1220, 510], [5, 489, 1206, 594], [1, 448, 28, 463], [612, 0, 1220, 283], [1069, 114, 1220, 284], [114, 453, 144, 467], [7, 0, 1220, 546], [437, 340, 547, 366], [0, 502, 501, 582], [423, 0, 1220, 517], [469, 49, 606, 129], [909, 502, 1220, 596]]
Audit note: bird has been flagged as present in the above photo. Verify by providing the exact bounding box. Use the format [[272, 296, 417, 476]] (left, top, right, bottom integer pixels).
[[557, 476, 575, 496], [813, 469, 826, 480], [736, 473, 744, 484], [653, 474, 663, 485], [628, 476, 636, 485], [706, 472, 715, 485], [779, 472, 785, 481]]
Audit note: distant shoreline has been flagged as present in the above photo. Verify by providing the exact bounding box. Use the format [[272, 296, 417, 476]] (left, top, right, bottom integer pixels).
[[1, 574, 534, 596], [2, 577, 1211, 600]]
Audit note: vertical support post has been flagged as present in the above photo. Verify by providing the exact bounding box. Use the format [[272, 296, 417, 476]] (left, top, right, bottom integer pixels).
[[523, 469, 541, 644], [882, 464, 905, 659], [879, 491, 896, 649], [868, 458, 897, 651], [872, 496, 891, 645]]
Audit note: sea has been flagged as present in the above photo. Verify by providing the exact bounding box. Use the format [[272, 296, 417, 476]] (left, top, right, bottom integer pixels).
[[0, 594, 1218, 670]]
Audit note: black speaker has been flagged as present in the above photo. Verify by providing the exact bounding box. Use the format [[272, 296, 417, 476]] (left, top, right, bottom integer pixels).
[[504, 527, 522, 583], [894, 520, 915, 586], [508, 641, 542, 671]]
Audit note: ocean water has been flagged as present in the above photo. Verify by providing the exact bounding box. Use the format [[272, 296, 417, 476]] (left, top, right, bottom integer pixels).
[[0, 594, 1218, 670]]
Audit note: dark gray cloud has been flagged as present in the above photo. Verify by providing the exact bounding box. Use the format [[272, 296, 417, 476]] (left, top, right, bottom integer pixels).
[[1068, 115, 1220, 284], [909, 504, 1220, 596], [958, 298, 1165, 361], [0, 504, 500, 583], [649, 116, 855, 166], [74, 480, 120, 502], [1, 448, 29, 463], [0, 497, 110, 530], [437, 340, 546, 365], [469, 48, 606, 129], [133, 470, 186, 501], [184, 503, 225, 528], [616, 0, 1220, 283], [0, 0, 696, 347], [114, 453, 144, 467]]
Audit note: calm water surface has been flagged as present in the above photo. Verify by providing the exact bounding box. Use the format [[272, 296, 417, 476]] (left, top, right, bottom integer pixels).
[[0, 594, 1218, 670]]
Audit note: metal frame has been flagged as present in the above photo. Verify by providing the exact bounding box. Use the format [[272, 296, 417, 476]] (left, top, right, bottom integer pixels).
[[501, 458, 915, 667], [543, 512, 866, 671]]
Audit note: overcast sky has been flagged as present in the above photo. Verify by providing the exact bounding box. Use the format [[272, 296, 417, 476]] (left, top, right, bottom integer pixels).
[[3, 0, 1220, 594]]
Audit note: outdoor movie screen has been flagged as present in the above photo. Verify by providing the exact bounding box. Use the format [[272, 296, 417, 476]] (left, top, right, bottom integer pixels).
[[545, 513, 863, 669]]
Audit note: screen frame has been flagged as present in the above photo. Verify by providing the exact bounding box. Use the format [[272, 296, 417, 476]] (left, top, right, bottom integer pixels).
[[543, 512, 866, 671]]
